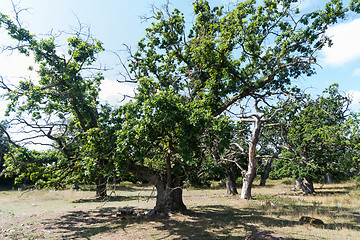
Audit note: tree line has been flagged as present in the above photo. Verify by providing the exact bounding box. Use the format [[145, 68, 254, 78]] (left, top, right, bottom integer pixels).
[[0, 0, 360, 214]]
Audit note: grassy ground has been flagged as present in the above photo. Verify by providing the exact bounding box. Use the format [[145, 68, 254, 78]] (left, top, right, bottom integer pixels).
[[0, 180, 359, 239]]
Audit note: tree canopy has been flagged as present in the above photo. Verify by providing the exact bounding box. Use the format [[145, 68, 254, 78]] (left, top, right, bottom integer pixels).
[[0, 10, 118, 196], [272, 84, 359, 183]]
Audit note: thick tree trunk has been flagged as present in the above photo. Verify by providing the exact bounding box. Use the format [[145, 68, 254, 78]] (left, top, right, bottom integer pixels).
[[95, 177, 107, 198], [154, 176, 186, 214], [295, 178, 302, 190], [240, 163, 257, 199], [296, 177, 315, 195], [260, 158, 273, 186], [240, 118, 262, 199], [127, 162, 186, 214], [226, 164, 238, 195]]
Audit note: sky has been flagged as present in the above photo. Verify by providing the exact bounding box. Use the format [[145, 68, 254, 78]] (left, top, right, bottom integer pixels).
[[1, 0, 360, 112]]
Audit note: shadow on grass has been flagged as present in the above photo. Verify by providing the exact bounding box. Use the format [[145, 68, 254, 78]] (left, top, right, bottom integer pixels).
[[255, 184, 275, 188], [152, 205, 303, 240], [314, 185, 352, 195], [79, 184, 154, 193], [44, 207, 123, 239], [314, 190, 351, 196], [42, 183, 359, 239], [72, 194, 156, 203], [317, 186, 353, 191], [44, 205, 305, 239], [255, 202, 360, 231]]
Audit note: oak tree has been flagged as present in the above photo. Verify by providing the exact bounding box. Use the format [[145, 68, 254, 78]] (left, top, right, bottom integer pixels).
[[274, 84, 353, 194], [0, 11, 114, 197], [127, 0, 359, 201]]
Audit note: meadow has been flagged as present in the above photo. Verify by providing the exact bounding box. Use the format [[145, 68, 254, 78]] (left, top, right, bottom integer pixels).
[[0, 180, 359, 239]]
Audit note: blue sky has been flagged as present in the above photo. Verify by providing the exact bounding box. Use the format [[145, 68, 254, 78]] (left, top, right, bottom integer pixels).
[[1, 0, 360, 111]]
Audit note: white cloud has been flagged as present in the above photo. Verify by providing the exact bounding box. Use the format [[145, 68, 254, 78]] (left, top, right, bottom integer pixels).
[[322, 18, 360, 66], [297, 0, 318, 10], [0, 51, 37, 80], [99, 78, 136, 106], [347, 90, 360, 111]]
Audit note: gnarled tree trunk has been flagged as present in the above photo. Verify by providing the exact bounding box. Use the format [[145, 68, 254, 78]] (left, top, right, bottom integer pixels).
[[295, 177, 315, 195], [154, 175, 186, 214], [226, 164, 238, 195], [127, 162, 186, 214], [260, 158, 273, 186], [240, 118, 262, 199], [240, 162, 257, 199], [95, 176, 107, 198]]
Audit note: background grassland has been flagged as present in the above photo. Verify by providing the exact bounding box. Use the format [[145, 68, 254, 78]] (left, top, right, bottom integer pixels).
[[0, 180, 359, 240]]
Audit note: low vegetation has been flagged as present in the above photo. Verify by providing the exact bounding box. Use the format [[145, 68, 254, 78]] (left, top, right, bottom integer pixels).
[[0, 180, 359, 239]]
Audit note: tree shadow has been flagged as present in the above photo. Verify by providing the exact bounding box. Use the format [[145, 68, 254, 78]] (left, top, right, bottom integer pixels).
[[317, 186, 353, 191], [43, 207, 129, 239], [153, 205, 303, 240], [314, 185, 352, 195], [275, 185, 352, 197], [72, 194, 156, 203], [42, 201, 359, 239], [256, 184, 275, 188], [44, 204, 309, 239], [314, 190, 351, 196], [257, 203, 360, 231], [79, 184, 154, 193]]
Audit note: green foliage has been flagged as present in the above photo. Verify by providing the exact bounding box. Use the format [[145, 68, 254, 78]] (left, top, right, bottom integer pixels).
[[1, 0, 359, 192], [131, 0, 355, 117], [271, 84, 356, 182], [121, 0, 357, 190], [0, 11, 117, 189], [0, 121, 13, 186], [3, 147, 62, 187], [114, 83, 233, 185]]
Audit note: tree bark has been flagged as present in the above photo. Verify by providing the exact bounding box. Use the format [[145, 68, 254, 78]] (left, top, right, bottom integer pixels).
[[240, 163, 257, 199], [240, 118, 262, 199], [154, 176, 186, 214], [260, 159, 273, 186], [295, 178, 302, 190], [296, 177, 315, 195], [127, 162, 186, 214], [95, 177, 107, 198], [226, 164, 238, 195]]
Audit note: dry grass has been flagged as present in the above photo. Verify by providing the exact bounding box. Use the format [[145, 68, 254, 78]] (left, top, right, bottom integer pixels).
[[0, 180, 359, 239]]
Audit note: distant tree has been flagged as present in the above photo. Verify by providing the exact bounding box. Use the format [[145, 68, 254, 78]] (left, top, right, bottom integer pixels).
[[274, 84, 353, 194], [0, 121, 12, 186], [344, 113, 360, 179], [216, 125, 249, 195]]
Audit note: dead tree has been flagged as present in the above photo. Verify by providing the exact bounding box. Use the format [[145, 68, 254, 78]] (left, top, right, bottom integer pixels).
[[224, 92, 294, 199]]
